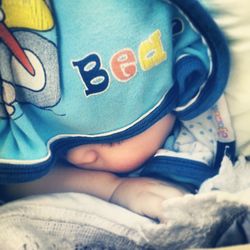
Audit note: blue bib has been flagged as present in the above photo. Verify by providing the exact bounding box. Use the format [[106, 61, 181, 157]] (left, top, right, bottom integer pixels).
[[0, 0, 230, 183]]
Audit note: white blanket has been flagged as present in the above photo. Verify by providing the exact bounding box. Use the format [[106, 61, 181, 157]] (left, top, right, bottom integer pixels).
[[0, 157, 249, 249]]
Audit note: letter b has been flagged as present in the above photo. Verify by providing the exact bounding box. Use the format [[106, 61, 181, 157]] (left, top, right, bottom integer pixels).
[[72, 53, 110, 96]]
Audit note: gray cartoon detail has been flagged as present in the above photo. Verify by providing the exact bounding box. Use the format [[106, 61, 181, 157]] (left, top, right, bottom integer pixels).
[[0, 31, 60, 119]]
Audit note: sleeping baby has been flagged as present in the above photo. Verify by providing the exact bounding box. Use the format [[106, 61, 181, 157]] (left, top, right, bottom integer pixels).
[[0, 0, 233, 220]]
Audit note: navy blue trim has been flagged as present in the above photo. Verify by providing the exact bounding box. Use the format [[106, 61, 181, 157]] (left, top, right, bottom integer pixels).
[[214, 141, 236, 168], [141, 156, 219, 188], [58, 91, 177, 148], [175, 55, 208, 107], [0, 157, 54, 184], [170, 0, 230, 120]]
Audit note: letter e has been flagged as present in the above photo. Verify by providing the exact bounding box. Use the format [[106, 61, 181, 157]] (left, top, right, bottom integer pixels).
[[110, 49, 137, 82]]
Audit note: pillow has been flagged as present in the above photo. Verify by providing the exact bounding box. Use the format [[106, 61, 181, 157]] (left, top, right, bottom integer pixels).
[[201, 0, 250, 157]]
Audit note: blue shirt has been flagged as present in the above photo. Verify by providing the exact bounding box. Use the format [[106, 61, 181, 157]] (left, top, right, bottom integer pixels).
[[0, 0, 231, 184]]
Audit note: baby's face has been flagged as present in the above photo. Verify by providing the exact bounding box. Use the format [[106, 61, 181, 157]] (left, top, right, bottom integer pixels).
[[66, 114, 175, 173]]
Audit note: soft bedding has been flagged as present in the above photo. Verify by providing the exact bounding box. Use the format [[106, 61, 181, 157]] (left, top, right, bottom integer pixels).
[[0, 157, 250, 249]]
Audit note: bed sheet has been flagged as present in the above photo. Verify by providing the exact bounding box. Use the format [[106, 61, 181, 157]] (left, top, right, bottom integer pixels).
[[0, 157, 249, 249]]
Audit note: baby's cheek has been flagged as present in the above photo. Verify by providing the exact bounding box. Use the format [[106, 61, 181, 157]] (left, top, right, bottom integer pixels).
[[107, 152, 149, 173]]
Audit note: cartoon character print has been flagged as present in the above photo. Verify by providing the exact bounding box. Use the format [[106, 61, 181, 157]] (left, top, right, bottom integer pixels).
[[0, 0, 60, 119]]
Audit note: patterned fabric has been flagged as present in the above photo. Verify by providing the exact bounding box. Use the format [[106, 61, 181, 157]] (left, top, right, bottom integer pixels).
[[141, 96, 236, 188]]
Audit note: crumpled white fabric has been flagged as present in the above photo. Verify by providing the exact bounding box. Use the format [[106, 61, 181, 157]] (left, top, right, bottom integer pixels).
[[0, 157, 249, 249], [199, 155, 250, 193]]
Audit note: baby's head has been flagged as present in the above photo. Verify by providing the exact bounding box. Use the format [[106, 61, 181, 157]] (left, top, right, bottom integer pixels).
[[66, 114, 175, 173], [57, 2, 214, 173]]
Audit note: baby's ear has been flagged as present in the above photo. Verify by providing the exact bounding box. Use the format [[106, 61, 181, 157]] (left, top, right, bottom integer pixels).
[[218, 156, 234, 176]]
